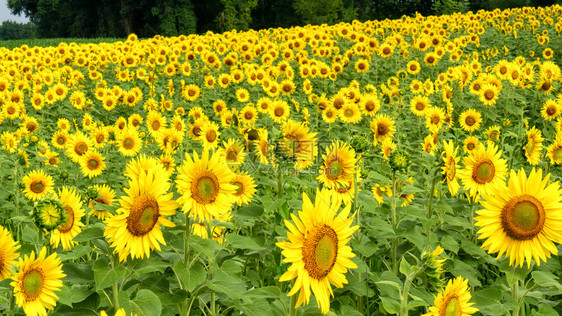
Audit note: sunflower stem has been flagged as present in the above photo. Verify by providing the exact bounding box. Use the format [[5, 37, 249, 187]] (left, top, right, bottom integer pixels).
[[112, 253, 120, 310], [427, 168, 437, 219], [277, 166, 284, 198], [469, 198, 475, 242], [400, 267, 423, 316], [184, 215, 191, 267], [512, 279, 519, 316], [289, 291, 297, 316], [391, 170, 399, 274], [210, 292, 216, 316]]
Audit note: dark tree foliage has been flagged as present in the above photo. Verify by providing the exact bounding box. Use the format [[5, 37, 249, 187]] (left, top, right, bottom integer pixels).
[[0, 21, 37, 40]]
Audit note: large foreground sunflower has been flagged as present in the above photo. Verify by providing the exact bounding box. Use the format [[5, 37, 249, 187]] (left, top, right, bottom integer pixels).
[[459, 144, 507, 196], [475, 168, 562, 268], [104, 167, 178, 261], [277, 189, 358, 314], [11, 247, 65, 316], [175, 150, 236, 221], [0, 226, 20, 281], [423, 276, 478, 316]]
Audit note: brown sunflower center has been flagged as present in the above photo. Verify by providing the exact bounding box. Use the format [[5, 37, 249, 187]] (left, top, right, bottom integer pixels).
[[546, 106, 556, 116], [88, 158, 100, 170], [22, 269, 44, 300], [431, 115, 440, 124], [192, 174, 219, 204], [127, 194, 160, 236], [75, 142, 88, 156], [377, 123, 388, 136], [440, 295, 460, 316], [467, 142, 476, 150], [152, 121, 160, 131], [365, 101, 375, 111], [501, 194, 545, 240], [226, 149, 238, 161], [30, 180, 45, 194], [57, 136, 66, 145], [325, 158, 343, 180], [274, 107, 284, 117], [465, 116, 476, 126], [415, 102, 425, 111], [472, 159, 495, 184], [233, 181, 244, 196], [206, 130, 217, 143], [302, 224, 338, 280], [59, 206, 75, 233], [484, 90, 494, 100], [344, 109, 354, 117], [123, 138, 134, 149]]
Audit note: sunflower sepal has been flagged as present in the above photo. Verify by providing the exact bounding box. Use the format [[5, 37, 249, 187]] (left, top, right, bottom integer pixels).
[[32, 197, 65, 231]]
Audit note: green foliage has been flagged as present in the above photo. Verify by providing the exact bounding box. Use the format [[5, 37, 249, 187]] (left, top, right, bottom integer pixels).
[[0, 21, 37, 40], [219, 0, 258, 31], [432, 0, 470, 15], [293, 0, 357, 25], [153, 0, 197, 36]]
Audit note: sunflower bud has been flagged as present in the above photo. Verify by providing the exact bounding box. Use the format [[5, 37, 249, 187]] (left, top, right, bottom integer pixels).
[[421, 245, 446, 293], [84, 186, 99, 202], [350, 135, 370, 153], [389, 148, 411, 172], [60, 170, 69, 180], [33, 199, 64, 231]]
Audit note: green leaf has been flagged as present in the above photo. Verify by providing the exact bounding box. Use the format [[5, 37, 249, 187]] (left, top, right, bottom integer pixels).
[[450, 259, 482, 287], [244, 286, 281, 299], [339, 305, 363, 316], [236, 205, 264, 219], [173, 261, 206, 292], [63, 262, 95, 284], [500, 260, 533, 286], [226, 233, 265, 251], [399, 257, 411, 276], [189, 235, 222, 259], [93, 258, 127, 291], [124, 289, 162, 316], [73, 227, 104, 242], [207, 269, 246, 300], [532, 271, 562, 289], [440, 235, 459, 254], [380, 296, 401, 314]]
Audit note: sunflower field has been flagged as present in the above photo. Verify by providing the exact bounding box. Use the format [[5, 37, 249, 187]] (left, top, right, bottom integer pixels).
[[1, 4, 562, 316]]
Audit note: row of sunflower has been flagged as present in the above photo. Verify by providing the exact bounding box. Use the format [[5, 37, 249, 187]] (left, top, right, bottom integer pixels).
[[0, 4, 562, 316]]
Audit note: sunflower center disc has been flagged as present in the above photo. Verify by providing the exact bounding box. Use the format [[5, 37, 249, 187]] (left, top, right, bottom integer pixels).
[[325, 159, 343, 180], [366, 101, 375, 111], [75, 142, 88, 155], [30, 181, 45, 193], [274, 107, 284, 117], [546, 106, 556, 116], [88, 159, 99, 169], [416, 102, 424, 111], [60, 206, 75, 233], [377, 124, 388, 135], [344, 109, 353, 117], [195, 176, 219, 203], [123, 138, 134, 149], [472, 160, 495, 184], [57, 137, 65, 145], [206, 130, 217, 142], [233, 181, 244, 196], [152, 121, 160, 130], [22, 269, 44, 300], [554, 148, 562, 162], [302, 224, 338, 279], [502, 195, 545, 240], [485, 91, 494, 100], [127, 195, 160, 236], [442, 295, 460, 316], [226, 149, 238, 161], [466, 117, 475, 126]]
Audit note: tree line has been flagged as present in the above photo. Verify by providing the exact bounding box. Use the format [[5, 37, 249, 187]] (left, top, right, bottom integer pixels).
[[2, 0, 560, 39]]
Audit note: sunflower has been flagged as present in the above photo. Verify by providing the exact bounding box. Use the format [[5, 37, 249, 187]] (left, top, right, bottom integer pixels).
[[372, 183, 392, 204], [50, 186, 84, 250], [423, 277, 478, 316], [546, 133, 562, 165], [231, 171, 257, 206], [270, 99, 290, 124], [79, 150, 105, 178], [339, 102, 362, 124], [117, 127, 142, 157], [354, 58, 369, 73], [317, 141, 358, 189], [462, 136, 481, 153], [485, 125, 501, 145], [89, 184, 116, 219], [441, 140, 460, 196], [219, 138, 246, 171], [410, 95, 431, 117], [475, 168, 562, 268], [322, 106, 338, 124], [175, 150, 237, 221], [159, 154, 176, 177], [198, 121, 220, 151], [65, 132, 94, 163], [277, 189, 358, 315], [459, 109, 482, 132], [0, 226, 19, 281], [22, 169, 54, 201], [479, 83, 499, 106], [146, 110, 167, 135], [524, 126, 544, 165], [11, 247, 65, 316], [280, 120, 318, 170], [360, 94, 380, 116], [425, 107, 446, 133], [104, 166, 178, 261], [406, 60, 421, 75], [239, 105, 258, 125], [191, 221, 226, 245], [459, 144, 507, 197], [236, 88, 250, 102], [370, 114, 396, 145], [255, 131, 271, 165], [541, 99, 560, 121]]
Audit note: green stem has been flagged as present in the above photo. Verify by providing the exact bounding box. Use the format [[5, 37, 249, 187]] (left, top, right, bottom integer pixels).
[[210, 292, 216, 316], [391, 170, 399, 274], [184, 215, 191, 266], [289, 292, 297, 316], [277, 166, 284, 198], [512, 279, 519, 316], [427, 169, 437, 219], [469, 198, 475, 242], [400, 268, 423, 316], [112, 253, 120, 310]]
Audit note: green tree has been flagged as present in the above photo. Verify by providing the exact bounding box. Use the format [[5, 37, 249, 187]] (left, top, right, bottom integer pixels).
[[293, 0, 357, 25], [219, 0, 258, 31], [0, 21, 37, 40]]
